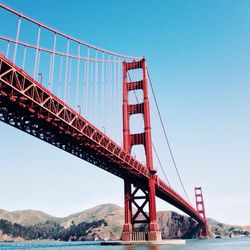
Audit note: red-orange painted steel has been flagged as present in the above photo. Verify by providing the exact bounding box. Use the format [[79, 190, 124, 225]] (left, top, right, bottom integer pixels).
[[122, 59, 160, 241], [195, 187, 208, 238], [0, 53, 206, 241]]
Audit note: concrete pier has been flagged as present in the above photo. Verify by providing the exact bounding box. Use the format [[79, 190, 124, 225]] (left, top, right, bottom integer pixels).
[[101, 239, 186, 245]]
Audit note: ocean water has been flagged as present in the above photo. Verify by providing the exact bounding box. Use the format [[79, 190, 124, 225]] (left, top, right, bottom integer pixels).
[[0, 238, 250, 250]]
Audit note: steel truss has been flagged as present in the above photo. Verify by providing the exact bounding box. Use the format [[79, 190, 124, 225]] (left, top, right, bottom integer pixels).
[[0, 52, 207, 239]]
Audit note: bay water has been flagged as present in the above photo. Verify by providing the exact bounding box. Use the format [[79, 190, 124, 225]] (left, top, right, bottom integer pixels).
[[0, 238, 249, 250]]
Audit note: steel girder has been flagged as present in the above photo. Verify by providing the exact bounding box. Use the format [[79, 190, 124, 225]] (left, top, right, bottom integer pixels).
[[0, 53, 206, 226]]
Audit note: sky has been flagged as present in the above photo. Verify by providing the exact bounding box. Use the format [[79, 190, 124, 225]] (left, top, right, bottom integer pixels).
[[0, 0, 250, 226]]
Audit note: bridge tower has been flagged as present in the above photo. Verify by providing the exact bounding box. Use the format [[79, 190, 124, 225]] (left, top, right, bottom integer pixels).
[[194, 187, 209, 238], [122, 59, 161, 241]]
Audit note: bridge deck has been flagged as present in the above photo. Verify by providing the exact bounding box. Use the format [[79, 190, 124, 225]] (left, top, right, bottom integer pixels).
[[0, 53, 205, 225]]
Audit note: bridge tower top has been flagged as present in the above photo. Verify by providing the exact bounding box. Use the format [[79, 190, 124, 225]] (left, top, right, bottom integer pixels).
[[122, 59, 154, 172]]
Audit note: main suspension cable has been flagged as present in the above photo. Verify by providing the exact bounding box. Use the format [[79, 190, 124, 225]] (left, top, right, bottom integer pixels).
[[146, 68, 191, 204]]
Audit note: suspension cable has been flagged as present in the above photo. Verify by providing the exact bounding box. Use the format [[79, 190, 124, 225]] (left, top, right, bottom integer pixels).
[[0, 4, 141, 60], [146, 67, 191, 203]]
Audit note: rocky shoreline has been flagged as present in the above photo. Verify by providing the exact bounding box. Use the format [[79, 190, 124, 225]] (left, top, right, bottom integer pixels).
[[0, 230, 25, 242]]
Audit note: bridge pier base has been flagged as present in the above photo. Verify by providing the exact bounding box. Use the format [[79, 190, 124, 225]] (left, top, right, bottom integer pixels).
[[148, 222, 162, 241], [122, 231, 162, 242], [122, 221, 132, 241], [148, 231, 162, 241], [122, 231, 132, 241]]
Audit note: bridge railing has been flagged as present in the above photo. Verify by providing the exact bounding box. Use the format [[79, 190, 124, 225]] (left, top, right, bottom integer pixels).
[[132, 231, 148, 241]]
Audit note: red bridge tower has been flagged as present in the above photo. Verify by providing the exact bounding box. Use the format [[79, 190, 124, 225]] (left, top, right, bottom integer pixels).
[[195, 187, 209, 238], [122, 59, 161, 241]]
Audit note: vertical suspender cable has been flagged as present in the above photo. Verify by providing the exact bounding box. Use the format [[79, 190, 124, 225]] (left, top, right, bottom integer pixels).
[[33, 25, 41, 80], [6, 41, 10, 58], [64, 38, 70, 102], [75, 43, 80, 109], [36, 49, 41, 81], [68, 58, 72, 104], [59, 55, 63, 97], [49, 32, 57, 91], [107, 57, 109, 131], [94, 50, 98, 123], [109, 55, 112, 135], [22, 45, 27, 69], [48, 53, 53, 88], [83, 60, 87, 115], [101, 52, 104, 128], [90, 59, 93, 120], [86, 47, 90, 115], [13, 16, 21, 64], [107, 55, 111, 134], [113, 57, 117, 142]]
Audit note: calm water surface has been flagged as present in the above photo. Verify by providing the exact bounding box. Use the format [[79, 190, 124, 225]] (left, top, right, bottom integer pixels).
[[0, 238, 250, 250]]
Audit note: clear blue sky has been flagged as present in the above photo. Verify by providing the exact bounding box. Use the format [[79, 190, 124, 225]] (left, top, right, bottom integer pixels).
[[0, 0, 250, 225]]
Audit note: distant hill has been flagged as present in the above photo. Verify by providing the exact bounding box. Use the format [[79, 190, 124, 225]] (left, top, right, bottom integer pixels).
[[207, 218, 250, 237], [0, 204, 249, 241], [0, 209, 59, 226], [60, 203, 124, 239], [0, 209, 7, 215], [0, 204, 124, 240], [61, 203, 123, 227]]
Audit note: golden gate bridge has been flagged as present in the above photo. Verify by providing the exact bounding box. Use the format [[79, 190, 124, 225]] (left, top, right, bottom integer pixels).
[[0, 4, 208, 242]]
